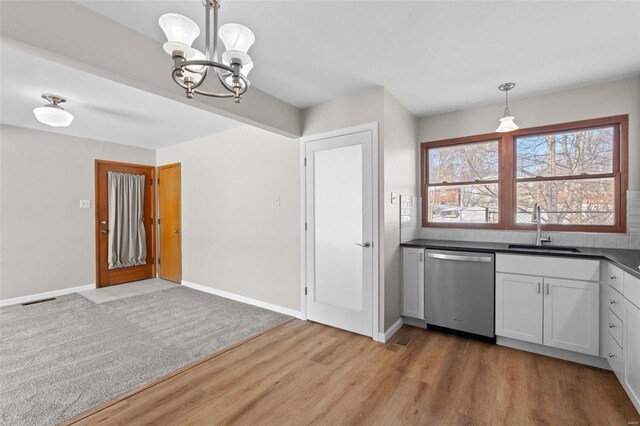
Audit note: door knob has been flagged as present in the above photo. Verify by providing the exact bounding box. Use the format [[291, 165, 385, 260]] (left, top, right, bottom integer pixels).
[[101, 229, 108, 234], [173, 229, 180, 234], [355, 241, 371, 248]]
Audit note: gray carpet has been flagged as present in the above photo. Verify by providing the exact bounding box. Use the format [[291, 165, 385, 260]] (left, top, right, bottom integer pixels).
[[0, 286, 291, 425]]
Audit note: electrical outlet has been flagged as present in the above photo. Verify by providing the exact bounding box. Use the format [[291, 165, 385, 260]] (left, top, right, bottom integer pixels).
[[79, 200, 91, 209]]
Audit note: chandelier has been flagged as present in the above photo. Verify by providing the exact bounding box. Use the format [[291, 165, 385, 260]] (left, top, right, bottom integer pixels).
[[159, 0, 255, 103]]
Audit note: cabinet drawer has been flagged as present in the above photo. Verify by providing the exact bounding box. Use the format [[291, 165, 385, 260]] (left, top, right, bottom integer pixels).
[[607, 263, 624, 293], [624, 272, 640, 309], [608, 308, 623, 347], [607, 286, 625, 320], [606, 331, 624, 381], [496, 254, 599, 281]]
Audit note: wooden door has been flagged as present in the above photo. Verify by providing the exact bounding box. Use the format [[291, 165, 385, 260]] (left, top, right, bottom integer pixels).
[[158, 163, 182, 283], [495, 272, 543, 344], [543, 278, 599, 356], [401, 247, 424, 319], [95, 160, 156, 287]]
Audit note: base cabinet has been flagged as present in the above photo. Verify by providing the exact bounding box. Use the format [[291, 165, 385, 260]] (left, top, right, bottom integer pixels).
[[624, 299, 640, 412], [401, 248, 424, 319], [495, 271, 599, 356], [543, 278, 599, 356], [496, 273, 543, 344]]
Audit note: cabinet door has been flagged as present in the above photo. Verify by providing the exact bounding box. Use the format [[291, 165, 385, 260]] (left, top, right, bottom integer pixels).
[[495, 273, 543, 344], [624, 299, 640, 413], [543, 278, 599, 356], [401, 248, 424, 319]]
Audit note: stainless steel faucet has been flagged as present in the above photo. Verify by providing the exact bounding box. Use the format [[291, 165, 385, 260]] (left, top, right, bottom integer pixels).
[[531, 202, 551, 246]]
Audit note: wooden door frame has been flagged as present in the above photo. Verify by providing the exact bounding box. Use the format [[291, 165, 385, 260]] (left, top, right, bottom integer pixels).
[[94, 160, 157, 287], [299, 122, 381, 342], [157, 163, 182, 283]]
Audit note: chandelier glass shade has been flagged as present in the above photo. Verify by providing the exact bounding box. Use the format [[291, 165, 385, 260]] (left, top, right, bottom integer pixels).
[[495, 82, 519, 133], [159, 0, 255, 103], [33, 94, 74, 127]]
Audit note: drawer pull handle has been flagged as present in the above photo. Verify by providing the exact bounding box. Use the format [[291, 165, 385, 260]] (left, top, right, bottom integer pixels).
[[610, 299, 616, 304], [610, 275, 617, 280], [609, 323, 616, 329], [608, 353, 615, 358]]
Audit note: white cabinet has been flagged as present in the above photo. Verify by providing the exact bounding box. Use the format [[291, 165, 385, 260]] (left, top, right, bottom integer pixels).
[[624, 297, 640, 413], [496, 273, 599, 355], [401, 247, 424, 319], [543, 278, 599, 356], [495, 254, 600, 357], [496, 273, 543, 344]]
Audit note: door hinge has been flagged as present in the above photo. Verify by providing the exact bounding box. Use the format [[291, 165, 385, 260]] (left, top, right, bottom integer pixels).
[[304, 158, 307, 166], [305, 222, 307, 231], [157, 178, 160, 185], [158, 218, 160, 225], [158, 258, 161, 264], [305, 287, 308, 295]]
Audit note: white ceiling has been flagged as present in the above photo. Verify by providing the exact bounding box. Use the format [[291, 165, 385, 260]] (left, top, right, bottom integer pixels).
[[0, 46, 241, 149], [77, 0, 640, 116]]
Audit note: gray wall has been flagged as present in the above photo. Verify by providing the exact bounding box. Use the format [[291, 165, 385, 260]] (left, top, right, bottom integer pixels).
[[1, 1, 302, 138], [302, 87, 418, 333], [419, 76, 640, 188], [382, 91, 418, 330], [417, 76, 640, 248], [0, 125, 155, 300], [156, 125, 301, 311]]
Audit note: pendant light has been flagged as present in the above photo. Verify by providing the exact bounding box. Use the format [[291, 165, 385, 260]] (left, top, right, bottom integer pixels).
[[33, 94, 74, 127], [496, 82, 519, 133]]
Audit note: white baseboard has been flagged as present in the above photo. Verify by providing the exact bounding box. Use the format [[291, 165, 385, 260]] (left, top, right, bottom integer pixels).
[[497, 336, 610, 370], [376, 317, 404, 343], [0, 284, 96, 307], [181, 281, 303, 319]]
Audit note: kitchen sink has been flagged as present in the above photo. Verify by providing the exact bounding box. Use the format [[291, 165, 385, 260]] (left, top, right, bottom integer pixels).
[[508, 244, 581, 253]]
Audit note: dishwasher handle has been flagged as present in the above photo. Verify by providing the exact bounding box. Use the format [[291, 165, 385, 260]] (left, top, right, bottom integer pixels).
[[427, 253, 492, 263]]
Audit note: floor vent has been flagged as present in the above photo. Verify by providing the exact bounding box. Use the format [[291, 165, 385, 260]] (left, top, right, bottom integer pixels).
[[21, 297, 56, 306], [395, 333, 414, 346]]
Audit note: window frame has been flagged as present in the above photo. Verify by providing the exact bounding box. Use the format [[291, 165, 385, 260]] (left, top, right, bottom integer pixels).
[[421, 115, 629, 233]]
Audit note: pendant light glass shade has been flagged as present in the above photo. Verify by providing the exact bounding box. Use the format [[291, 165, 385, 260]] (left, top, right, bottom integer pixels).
[[185, 49, 206, 73], [33, 105, 74, 127], [496, 116, 519, 133], [159, 13, 200, 55], [222, 50, 251, 66], [225, 60, 253, 86], [218, 23, 255, 54]]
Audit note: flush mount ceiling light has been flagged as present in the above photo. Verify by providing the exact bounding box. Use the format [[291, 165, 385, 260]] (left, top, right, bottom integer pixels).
[[495, 82, 519, 133], [159, 0, 255, 103], [33, 94, 74, 127]]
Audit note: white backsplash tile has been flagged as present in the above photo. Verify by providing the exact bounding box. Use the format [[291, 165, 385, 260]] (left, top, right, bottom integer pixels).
[[415, 190, 640, 250]]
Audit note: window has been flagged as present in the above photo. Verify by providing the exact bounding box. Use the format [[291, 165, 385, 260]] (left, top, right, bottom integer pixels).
[[426, 138, 500, 226], [421, 115, 628, 232]]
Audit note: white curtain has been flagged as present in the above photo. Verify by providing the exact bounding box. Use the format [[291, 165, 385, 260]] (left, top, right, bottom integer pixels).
[[108, 172, 147, 269]]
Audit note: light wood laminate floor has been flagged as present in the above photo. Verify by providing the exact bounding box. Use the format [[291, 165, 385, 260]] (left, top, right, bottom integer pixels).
[[70, 320, 640, 425]]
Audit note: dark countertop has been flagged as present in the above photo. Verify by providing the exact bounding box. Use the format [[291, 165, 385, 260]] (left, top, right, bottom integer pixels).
[[400, 239, 640, 279]]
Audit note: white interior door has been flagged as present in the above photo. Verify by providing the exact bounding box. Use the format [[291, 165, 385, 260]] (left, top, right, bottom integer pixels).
[[305, 129, 374, 337]]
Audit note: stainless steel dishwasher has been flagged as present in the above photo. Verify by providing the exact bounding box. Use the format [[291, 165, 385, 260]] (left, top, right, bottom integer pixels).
[[425, 249, 495, 341]]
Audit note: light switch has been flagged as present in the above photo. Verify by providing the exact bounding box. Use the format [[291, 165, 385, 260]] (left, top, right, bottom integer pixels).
[[391, 192, 398, 204], [79, 200, 91, 208], [275, 195, 281, 207]]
